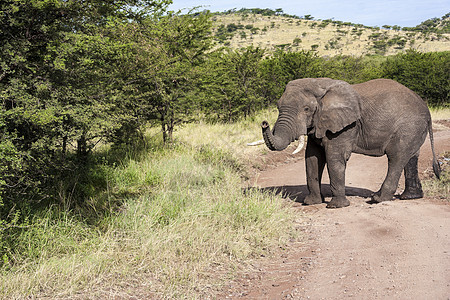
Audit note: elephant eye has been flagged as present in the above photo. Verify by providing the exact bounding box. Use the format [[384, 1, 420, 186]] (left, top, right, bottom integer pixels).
[[304, 106, 310, 112]]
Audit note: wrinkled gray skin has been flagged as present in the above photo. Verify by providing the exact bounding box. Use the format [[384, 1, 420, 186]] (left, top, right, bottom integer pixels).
[[262, 78, 441, 208]]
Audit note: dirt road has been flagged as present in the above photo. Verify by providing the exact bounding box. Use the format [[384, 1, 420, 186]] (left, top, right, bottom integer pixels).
[[226, 127, 450, 299]]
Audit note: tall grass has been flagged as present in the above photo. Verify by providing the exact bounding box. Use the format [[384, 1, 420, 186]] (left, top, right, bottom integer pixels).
[[177, 108, 278, 154], [0, 114, 298, 299]]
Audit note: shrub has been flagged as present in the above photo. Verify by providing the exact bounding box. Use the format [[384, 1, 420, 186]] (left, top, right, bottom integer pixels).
[[381, 50, 450, 106]]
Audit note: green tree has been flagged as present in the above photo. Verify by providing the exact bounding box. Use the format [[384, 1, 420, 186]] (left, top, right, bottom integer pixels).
[[0, 0, 172, 218], [201, 46, 266, 122], [258, 50, 320, 104], [122, 10, 212, 143]]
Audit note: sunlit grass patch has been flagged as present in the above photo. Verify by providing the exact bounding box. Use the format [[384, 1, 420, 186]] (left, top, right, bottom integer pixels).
[[175, 108, 278, 161], [429, 106, 450, 120]]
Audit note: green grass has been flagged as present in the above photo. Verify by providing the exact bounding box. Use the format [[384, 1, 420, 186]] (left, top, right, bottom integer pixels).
[[0, 114, 298, 299]]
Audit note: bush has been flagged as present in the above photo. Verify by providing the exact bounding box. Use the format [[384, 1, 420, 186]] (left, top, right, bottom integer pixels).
[[318, 55, 384, 84], [381, 50, 450, 106], [259, 49, 320, 104]]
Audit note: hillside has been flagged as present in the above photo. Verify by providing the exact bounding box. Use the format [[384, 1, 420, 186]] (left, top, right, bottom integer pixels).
[[211, 11, 450, 56]]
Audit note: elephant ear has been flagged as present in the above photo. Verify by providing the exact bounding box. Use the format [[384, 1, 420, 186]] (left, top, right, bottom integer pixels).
[[315, 81, 361, 139]]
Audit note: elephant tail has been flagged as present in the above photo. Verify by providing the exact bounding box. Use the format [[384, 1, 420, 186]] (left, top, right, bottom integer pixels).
[[428, 120, 441, 179]]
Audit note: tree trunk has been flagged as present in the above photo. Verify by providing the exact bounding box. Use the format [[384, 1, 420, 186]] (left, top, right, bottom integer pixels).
[[161, 120, 167, 144], [77, 134, 88, 157], [62, 136, 67, 154]]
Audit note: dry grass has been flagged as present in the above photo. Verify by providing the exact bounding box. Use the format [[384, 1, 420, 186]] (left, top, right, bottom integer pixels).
[[430, 107, 450, 120], [213, 14, 450, 56], [176, 107, 279, 161], [423, 151, 450, 201]]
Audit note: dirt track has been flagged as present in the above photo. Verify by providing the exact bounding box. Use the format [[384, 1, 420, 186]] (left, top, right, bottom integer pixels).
[[225, 126, 450, 299]]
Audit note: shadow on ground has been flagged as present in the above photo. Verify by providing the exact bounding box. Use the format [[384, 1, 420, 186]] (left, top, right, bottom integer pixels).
[[247, 184, 374, 204]]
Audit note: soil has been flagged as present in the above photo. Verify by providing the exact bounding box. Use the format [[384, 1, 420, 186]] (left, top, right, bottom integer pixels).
[[222, 123, 450, 299]]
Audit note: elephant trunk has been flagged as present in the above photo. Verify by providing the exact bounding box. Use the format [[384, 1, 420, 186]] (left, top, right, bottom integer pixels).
[[261, 120, 292, 151]]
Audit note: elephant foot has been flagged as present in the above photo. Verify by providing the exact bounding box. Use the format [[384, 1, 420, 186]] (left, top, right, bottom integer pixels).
[[399, 189, 423, 200], [326, 196, 350, 209], [303, 194, 323, 205], [371, 191, 394, 203]]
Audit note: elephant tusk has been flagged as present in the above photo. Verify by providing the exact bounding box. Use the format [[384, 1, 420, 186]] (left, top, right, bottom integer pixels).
[[292, 136, 306, 154], [247, 139, 265, 146]]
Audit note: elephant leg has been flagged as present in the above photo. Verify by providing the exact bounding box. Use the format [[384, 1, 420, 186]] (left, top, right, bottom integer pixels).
[[372, 155, 408, 203], [399, 153, 423, 200], [304, 139, 326, 205], [326, 155, 350, 208]]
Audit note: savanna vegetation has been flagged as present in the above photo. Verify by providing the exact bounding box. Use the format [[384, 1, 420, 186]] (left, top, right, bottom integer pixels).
[[0, 1, 449, 298], [212, 9, 450, 56]]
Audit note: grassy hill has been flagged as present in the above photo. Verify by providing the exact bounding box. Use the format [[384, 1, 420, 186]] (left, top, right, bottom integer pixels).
[[211, 10, 450, 56]]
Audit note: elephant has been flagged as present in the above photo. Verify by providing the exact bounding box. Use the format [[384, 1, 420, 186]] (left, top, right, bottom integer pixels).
[[261, 78, 441, 208]]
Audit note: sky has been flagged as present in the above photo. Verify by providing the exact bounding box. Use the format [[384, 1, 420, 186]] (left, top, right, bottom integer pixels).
[[168, 0, 449, 27]]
